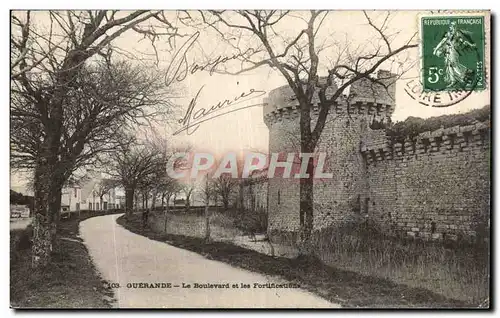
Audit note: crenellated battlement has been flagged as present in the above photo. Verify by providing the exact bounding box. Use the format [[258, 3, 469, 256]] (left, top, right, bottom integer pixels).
[[361, 121, 490, 166], [263, 100, 396, 126], [263, 70, 396, 127]]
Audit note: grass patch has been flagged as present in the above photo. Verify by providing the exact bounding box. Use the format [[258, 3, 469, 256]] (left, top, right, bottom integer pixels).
[[309, 221, 490, 307], [10, 211, 118, 308], [117, 213, 476, 308]]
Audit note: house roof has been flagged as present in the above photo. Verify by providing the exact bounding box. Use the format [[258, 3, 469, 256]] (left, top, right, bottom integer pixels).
[[80, 171, 102, 200]]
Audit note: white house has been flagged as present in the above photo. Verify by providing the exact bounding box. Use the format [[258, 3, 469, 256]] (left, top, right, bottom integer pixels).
[[61, 185, 82, 212], [60, 170, 120, 212]]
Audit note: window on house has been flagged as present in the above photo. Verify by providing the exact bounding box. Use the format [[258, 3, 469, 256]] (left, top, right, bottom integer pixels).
[[74, 188, 77, 198]]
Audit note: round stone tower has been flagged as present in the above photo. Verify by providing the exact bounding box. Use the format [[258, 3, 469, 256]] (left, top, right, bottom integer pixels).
[[263, 70, 396, 243]]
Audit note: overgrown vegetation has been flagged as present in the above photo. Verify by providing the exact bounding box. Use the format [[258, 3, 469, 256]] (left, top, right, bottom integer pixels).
[[387, 104, 490, 138], [226, 208, 268, 236], [118, 213, 474, 308], [306, 220, 490, 306], [10, 211, 117, 308]]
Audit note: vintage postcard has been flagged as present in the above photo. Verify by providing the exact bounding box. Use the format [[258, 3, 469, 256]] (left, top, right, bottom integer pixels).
[[10, 10, 490, 309]]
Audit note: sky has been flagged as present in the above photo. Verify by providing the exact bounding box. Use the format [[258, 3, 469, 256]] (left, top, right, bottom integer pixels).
[[10, 10, 491, 195]]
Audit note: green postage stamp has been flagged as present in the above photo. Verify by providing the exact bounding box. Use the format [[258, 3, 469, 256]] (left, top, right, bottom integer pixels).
[[421, 14, 486, 92]]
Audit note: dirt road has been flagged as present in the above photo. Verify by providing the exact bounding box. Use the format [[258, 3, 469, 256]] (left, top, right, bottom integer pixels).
[[80, 214, 339, 308]]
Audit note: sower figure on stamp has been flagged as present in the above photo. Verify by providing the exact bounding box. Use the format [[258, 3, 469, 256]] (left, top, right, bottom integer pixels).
[[433, 21, 477, 88]]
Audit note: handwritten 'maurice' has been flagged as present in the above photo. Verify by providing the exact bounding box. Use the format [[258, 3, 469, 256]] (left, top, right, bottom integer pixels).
[[173, 86, 266, 135]]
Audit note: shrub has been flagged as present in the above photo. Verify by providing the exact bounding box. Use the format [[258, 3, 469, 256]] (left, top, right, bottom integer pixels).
[[233, 208, 268, 234], [387, 104, 490, 138], [10, 225, 33, 265]]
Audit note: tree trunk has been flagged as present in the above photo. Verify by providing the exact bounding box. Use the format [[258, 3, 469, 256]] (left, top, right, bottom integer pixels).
[[204, 177, 211, 241], [163, 194, 171, 233], [151, 191, 157, 209], [299, 174, 314, 242], [31, 212, 55, 268], [31, 150, 65, 268], [298, 144, 315, 254], [125, 187, 135, 217], [134, 193, 139, 211], [238, 182, 244, 212], [204, 197, 210, 242], [31, 160, 52, 268], [31, 60, 77, 268], [47, 184, 63, 251], [185, 192, 191, 213]]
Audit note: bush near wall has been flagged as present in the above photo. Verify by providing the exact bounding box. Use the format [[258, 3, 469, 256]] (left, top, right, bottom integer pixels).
[[387, 104, 490, 139]]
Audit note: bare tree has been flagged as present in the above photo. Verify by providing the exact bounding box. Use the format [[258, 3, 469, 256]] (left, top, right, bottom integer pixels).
[[201, 175, 217, 242], [139, 131, 191, 231], [107, 138, 162, 219], [182, 183, 196, 213], [212, 174, 239, 212], [157, 177, 181, 210], [146, 131, 189, 211], [11, 10, 188, 267], [157, 176, 182, 233], [138, 176, 155, 209], [95, 179, 119, 211], [190, 10, 417, 249]]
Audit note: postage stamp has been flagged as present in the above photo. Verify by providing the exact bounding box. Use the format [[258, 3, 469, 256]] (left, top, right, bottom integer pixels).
[[420, 14, 486, 92]]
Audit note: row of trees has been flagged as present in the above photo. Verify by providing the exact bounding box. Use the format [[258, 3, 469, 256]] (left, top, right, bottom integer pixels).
[[104, 137, 242, 243], [106, 136, 241, 217]]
